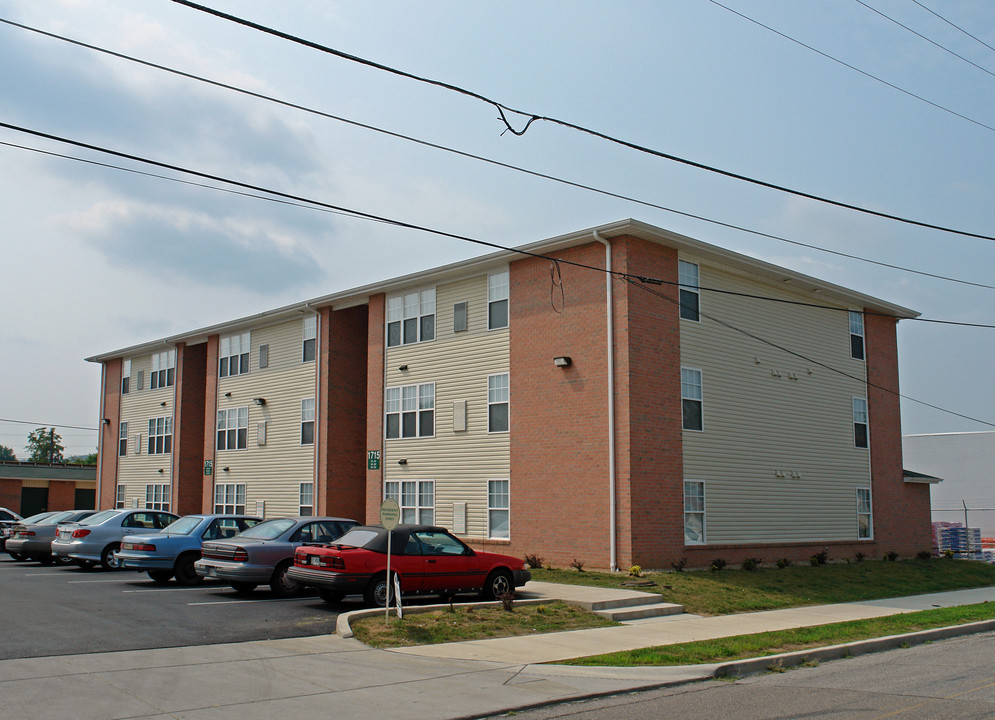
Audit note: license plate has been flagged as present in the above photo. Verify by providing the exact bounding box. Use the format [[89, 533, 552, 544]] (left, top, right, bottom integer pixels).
[[309, 556, 320, 567]]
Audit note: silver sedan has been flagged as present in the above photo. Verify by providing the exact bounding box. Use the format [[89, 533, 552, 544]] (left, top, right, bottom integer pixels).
[[52, 508, 179, 569], [5, 510, 97, 564]]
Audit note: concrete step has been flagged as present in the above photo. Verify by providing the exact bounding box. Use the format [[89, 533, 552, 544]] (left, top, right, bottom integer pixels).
[[580, 593, 666, 612], [594, 601, 685, 622]]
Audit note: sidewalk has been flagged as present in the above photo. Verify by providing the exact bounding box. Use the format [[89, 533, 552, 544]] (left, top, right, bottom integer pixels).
[[1, 582, 993, 720]]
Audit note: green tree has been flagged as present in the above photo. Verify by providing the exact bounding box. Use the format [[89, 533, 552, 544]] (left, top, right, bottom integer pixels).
[[25, 427, 65, 464], [0, 445, 16, 461], [66, 451, 98, 465]]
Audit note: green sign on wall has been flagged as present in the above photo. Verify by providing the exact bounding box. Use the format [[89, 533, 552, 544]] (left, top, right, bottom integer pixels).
[[204, 460, 213, 476], [367, 450, 381, 470]]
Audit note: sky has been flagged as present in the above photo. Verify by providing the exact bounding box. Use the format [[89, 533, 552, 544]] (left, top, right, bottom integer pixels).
[[1, 0, 993, 458]]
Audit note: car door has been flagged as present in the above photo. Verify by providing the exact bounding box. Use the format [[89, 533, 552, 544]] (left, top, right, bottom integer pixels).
[[413, 530, 482, 593], [120, 512, 156, 536]]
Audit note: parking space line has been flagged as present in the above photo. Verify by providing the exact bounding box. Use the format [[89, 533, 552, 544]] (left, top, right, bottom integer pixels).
[[68, 578, 136, 584], [123, 586, 220, 593], [188, 596, 319, 606]]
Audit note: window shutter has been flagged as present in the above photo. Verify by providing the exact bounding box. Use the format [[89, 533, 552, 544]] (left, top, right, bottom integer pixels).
[[134, 434, 143, 455], [259, 344, 269, 369], [137, 370, 144, 390], [452, 400, 467, 432]]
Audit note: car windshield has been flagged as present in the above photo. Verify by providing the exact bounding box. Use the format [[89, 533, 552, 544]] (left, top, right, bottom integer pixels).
[[162, 516, 203, 536], [236, 518, 295, 540], [79, 510, 121, 525], [36, 511, 75, 525], [331, 528, 380, 548]]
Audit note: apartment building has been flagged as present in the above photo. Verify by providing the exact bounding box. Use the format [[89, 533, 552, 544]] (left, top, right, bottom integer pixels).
[[89, 220, 933, 569]]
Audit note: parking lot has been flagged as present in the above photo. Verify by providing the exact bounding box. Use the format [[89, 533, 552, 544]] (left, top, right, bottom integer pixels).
[[0, 554, 344, 660]]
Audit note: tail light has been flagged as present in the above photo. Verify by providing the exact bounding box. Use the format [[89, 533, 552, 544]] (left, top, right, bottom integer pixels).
[[232, 548, 249, 562], [20, 530, 36, 537], [321, 555, 345, 570], [129, 543, 156, 552], [71, 528, 91, 538]]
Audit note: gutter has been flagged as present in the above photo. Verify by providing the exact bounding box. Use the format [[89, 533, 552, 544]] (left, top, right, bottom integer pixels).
[[592, 230, 617, 572]]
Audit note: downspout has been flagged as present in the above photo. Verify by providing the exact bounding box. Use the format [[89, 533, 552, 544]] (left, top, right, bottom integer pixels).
[[592, 231, 617, 572]]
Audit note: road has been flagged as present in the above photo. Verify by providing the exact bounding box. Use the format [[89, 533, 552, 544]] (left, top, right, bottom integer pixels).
[[485, 631, 995, 720]]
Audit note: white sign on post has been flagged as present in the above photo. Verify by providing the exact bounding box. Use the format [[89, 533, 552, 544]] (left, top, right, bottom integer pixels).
[[380, 498, 401, 621]]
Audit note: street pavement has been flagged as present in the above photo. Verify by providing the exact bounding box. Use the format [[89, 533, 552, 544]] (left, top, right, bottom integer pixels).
[[2, 582, 994, 720]]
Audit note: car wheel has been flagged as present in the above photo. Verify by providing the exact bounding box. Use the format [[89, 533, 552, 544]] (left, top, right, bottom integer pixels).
[[317, 587, 344, 604], [100, 544, 121, 570], [148, 570, 173, 584], [173, 553, 203, 586], [269, 561, 303, 597], [230, 582, 257, 594], [9, 551, 26, 561], [75, 559, 96, 570], [482, 569, 513, 600], [363, 572, 395, 608]]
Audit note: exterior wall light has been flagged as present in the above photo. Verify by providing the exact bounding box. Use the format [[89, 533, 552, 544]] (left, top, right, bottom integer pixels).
[[252, 397, 266, 406], [553, 356, 572, 368], [398, 365, 409, 371], [398, 458, 408, 465]]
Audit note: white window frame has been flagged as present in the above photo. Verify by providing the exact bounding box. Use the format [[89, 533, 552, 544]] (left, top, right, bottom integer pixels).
[[301, 398, 315, 445], [849, 310, 865, 360], [681, 367, 703, 431], [303, 316, 317, 362], [217, 407, 248, 451], [385, 383, 435, 439], [122, 359, 131, 394], [488, 479, 510, 539], [214, 482, 246, 514], [678, 260, 700, 322], [115, 484, 126, 509], [385, 480, 434, 525], [857, 488, 873, 539], [487, 373, 510, 433], [487, 271, 509, 330], [147, 416, 172, 455], [299, 482, 314, 516], [386, 288, 436, 347], [853, 396, 869, 449], [684, 480, 706, 545], [150, 349, 175, 390], [145, 483, 171, 511], [118, 421, 128, 457], [219, 332, 250, 377]]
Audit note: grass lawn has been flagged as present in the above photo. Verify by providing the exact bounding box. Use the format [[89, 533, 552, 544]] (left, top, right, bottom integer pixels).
[[351, 601, 617, 648], [563, 601, 995, 666], [529, 559, 995, 615]]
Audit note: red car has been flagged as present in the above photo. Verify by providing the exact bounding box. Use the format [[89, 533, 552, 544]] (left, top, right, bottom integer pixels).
[[287, 524, 531, 607]]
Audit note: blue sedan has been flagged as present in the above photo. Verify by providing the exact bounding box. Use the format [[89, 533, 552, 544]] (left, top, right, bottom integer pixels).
[[117, 514, 260, 585]]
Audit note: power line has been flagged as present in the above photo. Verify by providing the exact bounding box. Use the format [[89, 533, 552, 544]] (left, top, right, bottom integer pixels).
[[854, 0, 995, 80], [707, 0, 995, 136], [5, 127, 995, 331], [0, 418, 98, 432], [167, 0, 995, 243], [4, 17, 994, 292], [911, 1, 995, 57]]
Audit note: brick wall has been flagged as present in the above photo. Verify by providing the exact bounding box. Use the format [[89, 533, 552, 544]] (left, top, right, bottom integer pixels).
[[0, 478, 19, 511], [364, 294, 386, 524], [47, 480, 76, 510], [98, 359, 122, 510], [174, 342, 207, 515], [201, 336, 220, 512]]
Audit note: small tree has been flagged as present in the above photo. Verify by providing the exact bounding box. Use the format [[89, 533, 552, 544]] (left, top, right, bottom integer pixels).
[[25, 428, 65, 464], [0, 445, 16, 461]]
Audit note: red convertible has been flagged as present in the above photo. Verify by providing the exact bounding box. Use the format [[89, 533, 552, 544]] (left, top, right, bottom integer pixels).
[[287, 524, 531, 607]]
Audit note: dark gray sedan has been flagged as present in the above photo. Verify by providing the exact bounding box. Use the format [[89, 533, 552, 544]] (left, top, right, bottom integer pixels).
[[194, 516, 358, 597], [5, 510, 97, 563]]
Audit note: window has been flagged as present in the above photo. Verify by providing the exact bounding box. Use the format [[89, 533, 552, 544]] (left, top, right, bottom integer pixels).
[[681, 368, 703, 431], [115, 484, 126, 509], [853, 397, 869, 448], [386, 289, 435, 346], [150, 349, 175, 390], [385, 480, 434, 524], [122, 359, 131, 394], [849, 311, 865, 360], [145, 483, 170, 511], [453, 301, 468, 333], [147, 416, 172, 454], [488, 373, 509, 433], [217, 407, 248, 451], [488, 271, 509, 329], [302, 316, 317, 362], [299, 482, 314, 516], [219, 332, 250, 377], [301, 398, 315, 445], [259, 344, 269, 369], [385, 383, 435, 438], [684, 481, 705, 544], [488, 480, 510, 539], [857, 488, 872, 539], [678, 260, 700, 321], [137, 369, 144, 391], [214, 483, 246, 514], [118, 422, 128, 457]]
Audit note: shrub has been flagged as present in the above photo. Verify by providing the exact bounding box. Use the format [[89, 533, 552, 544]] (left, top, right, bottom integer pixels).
[[524, 553, 544, 569], [628, 565, 642, 577], [884, 551, 899, 561], [498, 591, 515, 612], [671, 558, 688, 572], [742, 557, 762, 572], [710, 558, 727, 572], [776, 557, 791, 569], [570, 559, 585, 572], [943, 549, 955, 559], [811, 550, 829, 565], [854, 552, 866, 563], [916, 550, 932, 561]]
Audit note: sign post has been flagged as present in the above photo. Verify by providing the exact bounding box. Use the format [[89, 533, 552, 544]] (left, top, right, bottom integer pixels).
[[379, 498, 400, 621]]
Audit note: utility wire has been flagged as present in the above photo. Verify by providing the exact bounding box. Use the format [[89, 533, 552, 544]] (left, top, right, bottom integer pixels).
[[4, 17, 994, 292], [0, 418, 98, 432], [5, 125, 995, 331], [911, 0, 995, 57], [167, 0, 995, 243], [707, 0, 995, 136], [854, 0, 995, 79]]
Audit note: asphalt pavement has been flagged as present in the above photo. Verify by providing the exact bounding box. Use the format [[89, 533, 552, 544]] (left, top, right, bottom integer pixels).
[[2, 582, 994, 720]]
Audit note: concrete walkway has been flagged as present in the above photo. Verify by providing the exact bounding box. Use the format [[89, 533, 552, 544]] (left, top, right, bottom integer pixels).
[[2, 582, 993, 720]]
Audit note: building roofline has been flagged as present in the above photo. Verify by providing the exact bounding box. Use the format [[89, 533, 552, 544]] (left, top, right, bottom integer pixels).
[[87, 219, 919, 363]]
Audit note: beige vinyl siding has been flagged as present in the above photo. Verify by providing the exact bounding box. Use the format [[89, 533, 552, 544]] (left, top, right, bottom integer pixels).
[[117, 352, 175, 509], [383, 273, 510, 539], [213, 318, 317, 518], [680, 259, 870, 544]]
